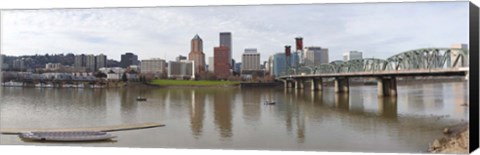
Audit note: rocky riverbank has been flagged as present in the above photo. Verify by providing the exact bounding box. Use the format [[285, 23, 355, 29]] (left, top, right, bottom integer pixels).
[[428, 123, 469, 154]]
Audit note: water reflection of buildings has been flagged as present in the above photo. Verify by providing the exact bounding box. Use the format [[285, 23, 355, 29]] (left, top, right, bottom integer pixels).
[[335, 93, 350, 110], [378, 97, 398, 119], [213, 90, 233, 138], [452, 82, 469, 119], [349, 88, 364, 113], [241, 89, 262, 123], [189, 90, 206, 138]]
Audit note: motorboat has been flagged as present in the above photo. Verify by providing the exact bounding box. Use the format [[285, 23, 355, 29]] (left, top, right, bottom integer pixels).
[[264, 101, 276, 105], [3, 81, 23, 87], [91, 85, 105, 89], [136, 97, 147, 101], [19, 131, 116, 142]]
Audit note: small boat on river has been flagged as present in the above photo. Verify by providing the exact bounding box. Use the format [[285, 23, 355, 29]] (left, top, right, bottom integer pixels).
[[136, 97, 147, 101], [264, 101, 276, 105], [19, 131, 116, 142]]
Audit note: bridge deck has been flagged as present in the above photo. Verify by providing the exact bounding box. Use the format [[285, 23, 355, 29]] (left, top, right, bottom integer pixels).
[[278, 69, 467, 79], [0, 122, 165, 135]]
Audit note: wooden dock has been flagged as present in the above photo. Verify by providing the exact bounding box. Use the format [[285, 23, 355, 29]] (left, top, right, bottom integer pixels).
[[0, 122, 165, 135]]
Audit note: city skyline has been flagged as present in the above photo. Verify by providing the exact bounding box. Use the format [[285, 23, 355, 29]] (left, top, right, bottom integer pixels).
[[0, 2, 468, 63]]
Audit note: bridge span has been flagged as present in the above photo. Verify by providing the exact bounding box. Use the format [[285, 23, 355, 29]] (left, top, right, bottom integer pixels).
[[277, 69, 468, 96], [276, 47, 469, 97]]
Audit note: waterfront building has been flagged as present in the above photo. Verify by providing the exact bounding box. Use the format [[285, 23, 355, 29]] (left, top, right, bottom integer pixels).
[[214, 46, 231, 79], [176, 55, 187, 62], [343, 51, 363, 61], [45, 63, 63, 71], [99, 67, 125, 81], [85, 54, 96, 72], [126, 70, 139, 80], [12, 58, 26, 71], [241, 48, 261, 71], [188, 34, 206, 74], [219, 32, 232, 67], [1, 63, 9, 70], [140, 58, 166, 75], [303, 47, 329, 66], [42, 73, 73, 81], [451, 44, 469, 67], [96, 54, 107, 71], [74, 54, 86, 71], [120, 52, 139, 68], [241, 48, 262, 78], [208, 57, 214, 72], [168, 60, 195, 79]]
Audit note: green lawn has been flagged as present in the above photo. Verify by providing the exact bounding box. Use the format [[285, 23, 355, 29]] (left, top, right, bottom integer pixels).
[[149, 79, 240, 86]]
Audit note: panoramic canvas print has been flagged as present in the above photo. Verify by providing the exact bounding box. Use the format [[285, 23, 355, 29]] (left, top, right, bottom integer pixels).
[[0, 1, 472, 154]]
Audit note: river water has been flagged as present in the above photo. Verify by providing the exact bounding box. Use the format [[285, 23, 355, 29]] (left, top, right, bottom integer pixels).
[[0, 81, 469, 153]]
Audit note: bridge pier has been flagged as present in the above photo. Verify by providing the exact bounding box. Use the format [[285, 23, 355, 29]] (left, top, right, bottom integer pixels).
[[295, 79, 304, 89], [334, 77, 349, 93], [310, 78, 323, 91], [377, 77, 397, 97], [283, 80, 294, 89]]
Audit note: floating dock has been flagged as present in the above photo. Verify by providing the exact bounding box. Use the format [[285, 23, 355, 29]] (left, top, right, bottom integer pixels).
[[1, 122, 165, 135]]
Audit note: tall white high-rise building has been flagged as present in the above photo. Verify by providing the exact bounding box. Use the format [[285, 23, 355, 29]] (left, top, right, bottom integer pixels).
[[241, 48, 261, 72], [343, 51, 363, 61], [303, 47, 329, 66]]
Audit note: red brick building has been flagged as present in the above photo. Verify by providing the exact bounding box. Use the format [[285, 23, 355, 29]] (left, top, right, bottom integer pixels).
[[214, 46, 231, 79]]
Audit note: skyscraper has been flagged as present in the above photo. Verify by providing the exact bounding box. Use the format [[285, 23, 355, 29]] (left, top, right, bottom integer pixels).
[[241, 48, 261, 72], [85, 54, 96, 72], [74, 54, 85, 68], [188, 34, 206, 73], [96, 54, 107, 70], [219, 32, 232, 67], [303, 47, 329, 66], [343, 51, 363, 61], [120, 52, 139, 68], [214, 46, 231, 79], [272, 52, 299, 77]]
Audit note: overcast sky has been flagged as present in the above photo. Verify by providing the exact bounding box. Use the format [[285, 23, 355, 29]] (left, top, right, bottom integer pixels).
[[0, 1, 469, 62]]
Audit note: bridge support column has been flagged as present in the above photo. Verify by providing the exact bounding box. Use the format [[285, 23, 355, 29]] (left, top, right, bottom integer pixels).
[[334, 77, 349, 93], [377, 77, 397, 97], [295, 79, 304, 89], [310, 78, 323, 91]]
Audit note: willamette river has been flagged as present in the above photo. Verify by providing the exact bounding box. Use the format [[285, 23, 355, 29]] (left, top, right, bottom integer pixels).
[[0, 81, 469, 153]]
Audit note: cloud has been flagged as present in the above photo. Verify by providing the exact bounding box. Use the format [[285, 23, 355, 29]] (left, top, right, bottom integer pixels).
[[0, 2, 469, 62]]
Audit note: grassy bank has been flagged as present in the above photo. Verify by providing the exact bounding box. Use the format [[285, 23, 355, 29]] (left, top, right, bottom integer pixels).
[[149, 79, 240, 87]]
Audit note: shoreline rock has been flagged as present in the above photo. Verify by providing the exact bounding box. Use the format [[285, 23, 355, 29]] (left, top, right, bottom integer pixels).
[[428, 123, 469, 154]]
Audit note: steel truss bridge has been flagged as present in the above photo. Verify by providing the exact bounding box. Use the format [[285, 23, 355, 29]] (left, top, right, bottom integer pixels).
[[277, 48, 470, 96]]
